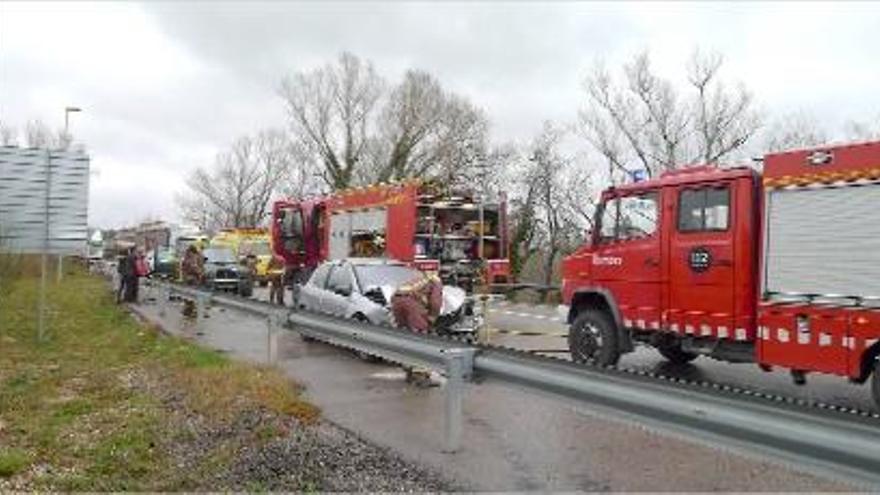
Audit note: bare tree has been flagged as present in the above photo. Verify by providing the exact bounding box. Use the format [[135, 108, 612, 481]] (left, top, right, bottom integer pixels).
[[281, 54, 491, 191], [513, 122, 583, 287], [762, 111, 828, 153], [177, 129, 298, 231], [580, 50, 761, 182], [844, 114, 880, 141], [25, 120, 53, 148], [0, 121, 16, 146], [280, 52, 383, 189], [369, 70, 490, 184], [23, 119, 71, 150]]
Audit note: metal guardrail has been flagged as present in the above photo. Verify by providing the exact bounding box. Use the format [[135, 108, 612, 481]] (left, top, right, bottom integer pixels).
[[157, 282, 880, 488]]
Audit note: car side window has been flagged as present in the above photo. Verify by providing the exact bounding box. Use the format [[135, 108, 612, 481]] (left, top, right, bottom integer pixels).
[[327, 265, 353, 294], [309, 264, 332, 288], [598, 192, 658, 243], [678, 186, 730, 232]]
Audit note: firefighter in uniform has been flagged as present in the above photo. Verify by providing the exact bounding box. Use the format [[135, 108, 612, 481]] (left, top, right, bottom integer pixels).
[[180, 245, 205, 318], [268, 256, 285, 306], [391, 272, 443, 386]]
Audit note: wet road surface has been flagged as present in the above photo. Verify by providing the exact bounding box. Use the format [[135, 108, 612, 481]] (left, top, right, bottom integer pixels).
[[133, 284, 853, 491]]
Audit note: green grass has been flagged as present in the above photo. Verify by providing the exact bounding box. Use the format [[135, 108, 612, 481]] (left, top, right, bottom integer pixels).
[[0, 449, 29, 477], [0, 270, 318, 490]]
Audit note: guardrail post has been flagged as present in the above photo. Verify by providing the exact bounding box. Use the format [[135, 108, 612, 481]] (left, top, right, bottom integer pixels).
[[443, 348, 473, 454]]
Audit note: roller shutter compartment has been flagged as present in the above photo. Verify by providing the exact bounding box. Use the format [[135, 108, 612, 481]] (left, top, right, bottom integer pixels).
[[764, 181, 880, 299]]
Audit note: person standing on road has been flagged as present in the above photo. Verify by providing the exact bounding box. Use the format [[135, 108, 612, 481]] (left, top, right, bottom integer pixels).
[[268, 256, 285, 306], [390, 272, 443, 387], [180, 245, 205, 318], [122, 247, 139, 303], [130, 247, 149, 303], [115, 249, 130, 303]]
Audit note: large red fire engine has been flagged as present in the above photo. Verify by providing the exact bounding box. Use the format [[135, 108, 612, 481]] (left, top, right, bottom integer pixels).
[[560, 140, 880, 407], [271, 180, 510, 291]]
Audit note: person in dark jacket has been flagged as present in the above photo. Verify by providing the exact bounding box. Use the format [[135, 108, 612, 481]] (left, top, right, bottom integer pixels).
[[123, 247, 138, 303], [116, 250, 130, 303]]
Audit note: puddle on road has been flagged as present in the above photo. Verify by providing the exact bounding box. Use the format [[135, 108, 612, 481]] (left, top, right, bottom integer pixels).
[[369, 370, 407, 381]]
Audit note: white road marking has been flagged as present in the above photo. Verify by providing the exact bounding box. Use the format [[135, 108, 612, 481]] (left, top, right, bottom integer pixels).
[[496, 309, 562, 323]]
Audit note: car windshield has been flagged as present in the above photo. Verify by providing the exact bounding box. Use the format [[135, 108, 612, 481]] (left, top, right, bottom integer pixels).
[[354, 264, 423, 289], [240, 240, 271, 256], [203, 248, 236, 263]]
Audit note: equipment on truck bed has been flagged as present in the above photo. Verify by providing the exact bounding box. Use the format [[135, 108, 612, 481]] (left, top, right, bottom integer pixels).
[[559, 139, 880, 409]]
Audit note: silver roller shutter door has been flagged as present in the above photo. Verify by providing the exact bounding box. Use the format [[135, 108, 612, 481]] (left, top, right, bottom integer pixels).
[[764, 182, 880, 299]]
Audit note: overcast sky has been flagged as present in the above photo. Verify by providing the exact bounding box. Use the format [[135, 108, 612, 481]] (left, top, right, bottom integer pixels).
[[1, 1, 878, 228]]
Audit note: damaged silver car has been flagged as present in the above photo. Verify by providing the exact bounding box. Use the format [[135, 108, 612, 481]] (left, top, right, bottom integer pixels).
[[296, 258, 482, 339]]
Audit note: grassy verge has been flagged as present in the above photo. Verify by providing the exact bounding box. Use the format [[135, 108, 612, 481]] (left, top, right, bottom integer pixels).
[[0, 271, 318, 490]]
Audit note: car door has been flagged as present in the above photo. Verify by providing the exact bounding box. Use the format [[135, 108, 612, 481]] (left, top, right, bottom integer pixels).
[[591, 190, 663, 330], [666, 182, 738, 339], [322, 263, 355, 317], [298, 263, 332, 311]]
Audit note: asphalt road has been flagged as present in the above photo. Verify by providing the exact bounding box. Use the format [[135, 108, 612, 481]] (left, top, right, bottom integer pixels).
[[246, 286, 877, 413]]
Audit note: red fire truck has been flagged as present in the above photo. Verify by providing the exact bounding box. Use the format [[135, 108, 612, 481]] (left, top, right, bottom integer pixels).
[[271, 180, 510, 291], [560, 140, 880, 407]]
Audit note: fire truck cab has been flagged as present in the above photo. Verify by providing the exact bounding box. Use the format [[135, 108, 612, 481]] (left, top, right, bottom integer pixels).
[[561, 140, 880, 407]]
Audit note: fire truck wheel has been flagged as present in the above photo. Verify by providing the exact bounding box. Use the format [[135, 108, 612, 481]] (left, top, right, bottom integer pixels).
[[569, 309, 620, 367], [657, 342, 698, 365]]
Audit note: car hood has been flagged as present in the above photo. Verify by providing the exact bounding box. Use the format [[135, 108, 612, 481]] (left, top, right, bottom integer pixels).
[[372, 284, 466, 315]]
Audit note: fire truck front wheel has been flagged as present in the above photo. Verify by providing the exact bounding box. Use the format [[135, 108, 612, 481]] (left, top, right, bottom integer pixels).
[[569, 310, 620, 367]]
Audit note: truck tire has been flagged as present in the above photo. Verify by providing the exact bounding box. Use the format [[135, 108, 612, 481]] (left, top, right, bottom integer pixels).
[[568, 309, 620, 367], [872, 359, 880, 411], [657, 342, 698, 365]]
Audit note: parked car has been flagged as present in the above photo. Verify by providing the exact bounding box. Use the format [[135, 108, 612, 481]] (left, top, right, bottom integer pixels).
[[296, 258, 482, 338], [202, 247, 254, 297], [150, 246, 178, 280]]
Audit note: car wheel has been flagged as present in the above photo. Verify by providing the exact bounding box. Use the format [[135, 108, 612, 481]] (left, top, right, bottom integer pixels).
[[568, 309, 620, 367]]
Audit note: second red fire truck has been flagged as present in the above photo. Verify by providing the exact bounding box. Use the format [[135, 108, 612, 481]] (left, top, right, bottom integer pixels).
[[271, 180, 510, 291], [560, 140, 880, 407]]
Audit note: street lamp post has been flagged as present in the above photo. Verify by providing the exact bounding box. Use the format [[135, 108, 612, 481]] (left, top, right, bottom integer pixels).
[[64, 106, 81, 138], [56, 106, 82, 282]]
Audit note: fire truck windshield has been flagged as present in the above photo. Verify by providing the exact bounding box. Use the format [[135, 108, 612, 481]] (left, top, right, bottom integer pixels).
[[279, 207, 304, 252]]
